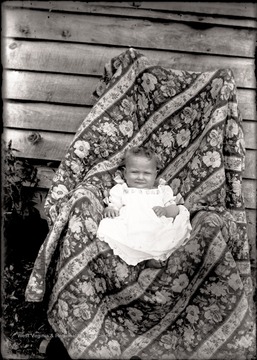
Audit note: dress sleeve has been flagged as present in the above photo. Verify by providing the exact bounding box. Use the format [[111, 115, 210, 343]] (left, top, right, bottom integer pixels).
[[108, 184, 124, 210], [160, 185, 177, 206]]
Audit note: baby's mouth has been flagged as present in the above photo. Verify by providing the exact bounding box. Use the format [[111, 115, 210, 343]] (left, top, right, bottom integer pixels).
[[134, 182, 147, 187]]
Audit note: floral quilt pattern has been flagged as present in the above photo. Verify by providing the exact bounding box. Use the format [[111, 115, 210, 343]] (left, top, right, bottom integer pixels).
[[25, 48, 255, 359]]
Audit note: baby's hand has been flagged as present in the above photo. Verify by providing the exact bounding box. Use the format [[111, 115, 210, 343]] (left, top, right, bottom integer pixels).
[[103, 207, 119, 218], [153, 206, 167, 217]]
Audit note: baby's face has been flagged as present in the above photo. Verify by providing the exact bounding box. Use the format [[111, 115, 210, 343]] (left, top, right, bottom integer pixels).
[[124, 155, 157, 189]]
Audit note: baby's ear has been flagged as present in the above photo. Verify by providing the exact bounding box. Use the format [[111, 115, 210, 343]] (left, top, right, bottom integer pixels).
[[117, 165, 125, 175], [117, 157, 125, 170], [113, 169, 125, 183], [155, 155, 163, 170]]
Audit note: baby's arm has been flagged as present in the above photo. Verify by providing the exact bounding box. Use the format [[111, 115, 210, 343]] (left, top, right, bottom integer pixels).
[[103, 206, 119, 218], [153, 184, 179, 218], [153, 204, 179, 218], [103, 184, 123, 218]]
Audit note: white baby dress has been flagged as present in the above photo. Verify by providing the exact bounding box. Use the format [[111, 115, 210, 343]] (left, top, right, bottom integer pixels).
[[97, 180, 192, 265]]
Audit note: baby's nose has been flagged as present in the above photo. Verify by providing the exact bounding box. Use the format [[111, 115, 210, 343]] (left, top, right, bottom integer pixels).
[[138, 172, 144, 179]]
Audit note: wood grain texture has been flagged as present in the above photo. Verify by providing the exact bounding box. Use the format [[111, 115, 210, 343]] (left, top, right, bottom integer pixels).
[[3, 128, 72, 161], [245, 209, 256, 265], [4, 2, 257, 25], [242, 180, 257, 209], [244, 150, 257, 180], [91, 2, 257, 19], [3, 71, 256, 120], [3, 70, 99, 105], [3, 128, 257, 181], [4, 101, 256, 150], [2, 1, 256, 249], [4, 39, 256, 89], [3, 7, 256, 57], [4, 102, 89, 132], [242, 122, 257, 150]]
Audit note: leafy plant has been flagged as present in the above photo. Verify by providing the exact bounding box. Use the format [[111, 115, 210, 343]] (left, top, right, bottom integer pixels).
[[2, 139, 40, 220], [2, 139, 49, 264], [2, 140, 52, 358]]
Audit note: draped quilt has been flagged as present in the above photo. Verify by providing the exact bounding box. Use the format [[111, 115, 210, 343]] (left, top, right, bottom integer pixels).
[[25, 48, 255, 359]]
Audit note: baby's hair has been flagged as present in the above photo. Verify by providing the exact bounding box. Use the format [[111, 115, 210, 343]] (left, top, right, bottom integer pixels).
[[123, 146, 161, 168]]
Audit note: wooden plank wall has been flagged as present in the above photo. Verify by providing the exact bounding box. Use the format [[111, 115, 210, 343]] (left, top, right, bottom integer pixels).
[[2, 1, 256, 269]]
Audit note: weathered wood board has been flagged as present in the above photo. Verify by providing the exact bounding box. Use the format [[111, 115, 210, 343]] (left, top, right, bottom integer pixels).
[[2, 1, 256, 253]]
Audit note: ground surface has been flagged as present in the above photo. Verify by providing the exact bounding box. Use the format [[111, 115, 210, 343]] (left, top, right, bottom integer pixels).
[[2, 260, 53, 360]]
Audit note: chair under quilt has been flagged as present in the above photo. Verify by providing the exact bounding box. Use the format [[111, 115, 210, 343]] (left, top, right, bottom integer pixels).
[[25, 48, 255, 359]]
